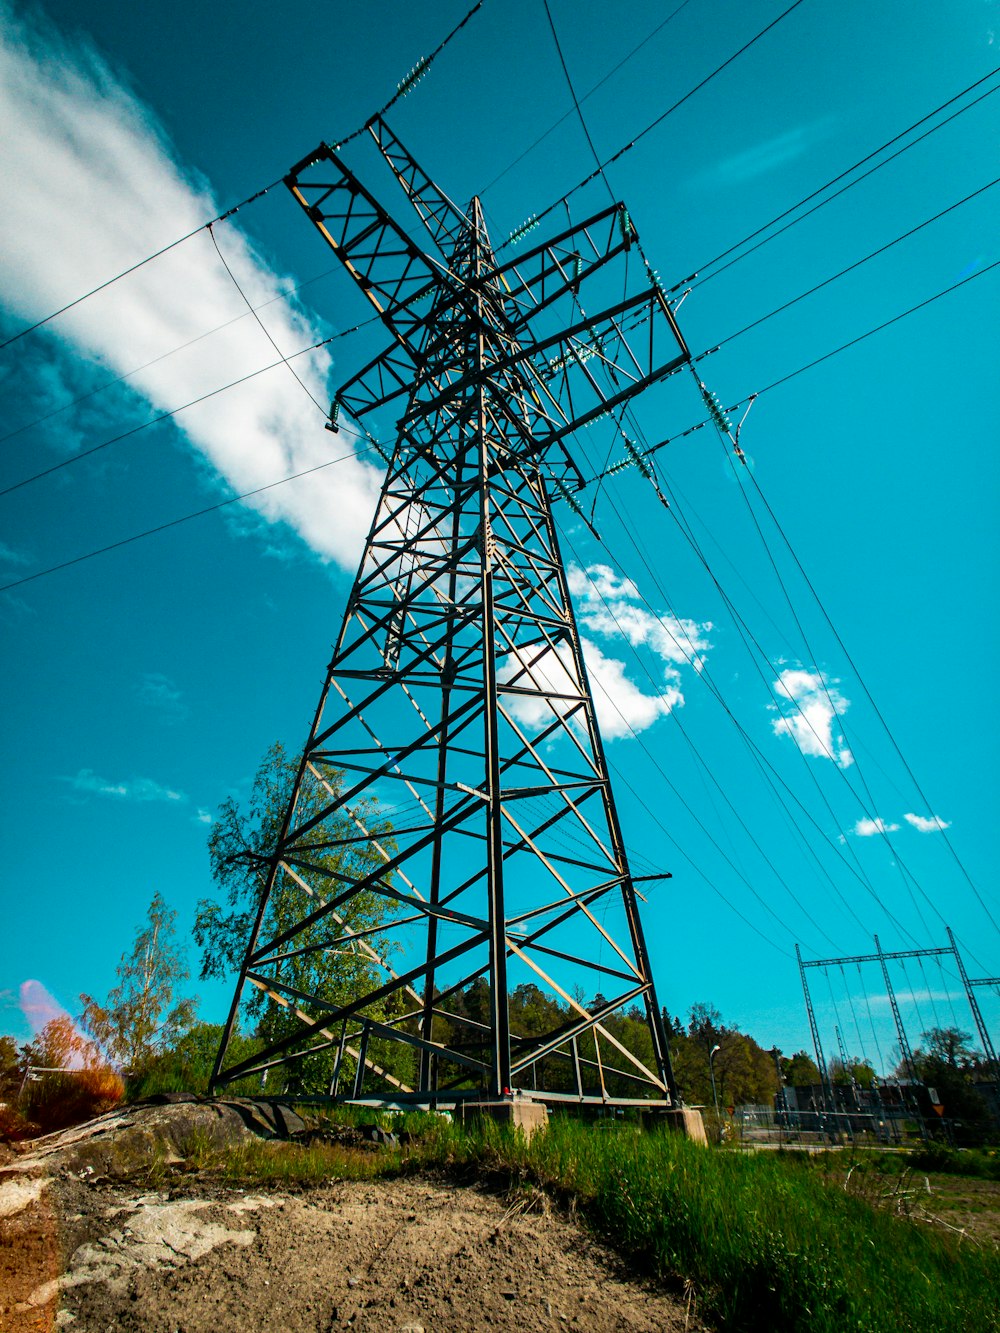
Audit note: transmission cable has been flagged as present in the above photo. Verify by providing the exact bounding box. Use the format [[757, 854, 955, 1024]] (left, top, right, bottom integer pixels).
[[0, 440, 379, 594], [594, 491, 914, 943], [705, 420, 942, 941], [500, 0, 808, 246], [208, 223, 326, 413], [8, 263, 996, 595], [561, 529, 842, 954], [607, 757, 792, 959], [740, 453, 1000, 936], [0, 275, 381, 449], [706, 176, 999, 355], [0, 334, 341, 498], [0, 1, 486, 353], [0, 180, 281, 354], [542, 0, 617, 209], [687, 67, 1000, 289], [858, 963, 887, 1077], [481, 1, 693, 196]]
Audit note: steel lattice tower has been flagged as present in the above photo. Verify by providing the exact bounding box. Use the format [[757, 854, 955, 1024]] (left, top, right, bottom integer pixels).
[[211, 118, 694, 1108]]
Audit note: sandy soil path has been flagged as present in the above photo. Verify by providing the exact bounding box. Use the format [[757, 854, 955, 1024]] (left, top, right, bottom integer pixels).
[[0, 1110, 704, 1332]]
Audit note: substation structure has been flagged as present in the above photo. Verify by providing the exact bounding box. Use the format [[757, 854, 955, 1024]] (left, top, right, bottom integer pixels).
[[795, 931, 1000, 1134], [209, 116, 703, 1114]]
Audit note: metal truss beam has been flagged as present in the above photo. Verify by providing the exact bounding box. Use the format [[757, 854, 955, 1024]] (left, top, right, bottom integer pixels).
[[212, 118, 690, 1107]]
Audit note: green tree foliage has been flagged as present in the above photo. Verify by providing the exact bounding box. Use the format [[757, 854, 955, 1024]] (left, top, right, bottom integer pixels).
[[781, 1050, 821, 1086], [193, 742, 406, 1093], [828, 1056, 876, 1088], [80, 892, 196, 1075], [910, 1026, 994, 1144], [669, 1004, 780, 1108], [128, 1021, 265, 1099]]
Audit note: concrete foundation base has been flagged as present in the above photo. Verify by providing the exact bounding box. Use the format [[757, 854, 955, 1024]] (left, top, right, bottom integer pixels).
[[461, 1099, 549, 1141], [659, 1106, 708, 1145]]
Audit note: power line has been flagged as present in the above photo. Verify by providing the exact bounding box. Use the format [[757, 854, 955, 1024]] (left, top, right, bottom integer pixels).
[[542, 0, 617, 208], [332, 1, 486, 149], [208, 222, 326, 414], [0, 1, 486, 354], [8, 260, 996, 588], [481, 2, 693, 198], [0, 442, 378, 595], [741, 440, 1000, 940], [0, 274, 380, 449], [0, 181, 282, 354], [687, 67, 1000, 289], [749, 259, 1000, 397], [23, 131, 986, 506], [500, 0, 808, 245], [708, 176, 1000, 354], [583, 258, 1000, 487], [566, 536, 844, 954], [0, 335, 339, 498]]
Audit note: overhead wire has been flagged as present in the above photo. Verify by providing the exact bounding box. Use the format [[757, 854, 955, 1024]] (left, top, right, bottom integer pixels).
[[687, 68, 1000, 289], [0, 0, 486, 353], [559, 526, 843, 954], [0, 333, 342, 498], [705, 421, 943, 941], [480, 0, 694, 196], [740, 457, 1000, 937], [0, 438, 380, 595], [593, 487, 916, 943], [208, 222, 326, 413], [0, 180, 281, 354], [704, 176, 1000, 356], [499, 0, 809, 246], [583, 257, 1000, 490], [859, 963, 887, 1076], [542, 0, 617, 209], [0, 273, 381, 449]]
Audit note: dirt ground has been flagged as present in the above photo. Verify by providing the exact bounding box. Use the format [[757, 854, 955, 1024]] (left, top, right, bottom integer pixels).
[[0, 1109, 704, 1333]]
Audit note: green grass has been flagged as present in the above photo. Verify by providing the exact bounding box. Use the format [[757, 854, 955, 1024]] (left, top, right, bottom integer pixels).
[[174, 1114, 998, 1332]]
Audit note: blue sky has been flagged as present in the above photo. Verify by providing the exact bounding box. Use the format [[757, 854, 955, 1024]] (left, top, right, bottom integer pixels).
[[1, 0, 997, 1073]]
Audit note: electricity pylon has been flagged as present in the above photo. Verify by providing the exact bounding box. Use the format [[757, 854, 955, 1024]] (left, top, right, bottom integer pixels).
[[210, 118, 693, 1108]]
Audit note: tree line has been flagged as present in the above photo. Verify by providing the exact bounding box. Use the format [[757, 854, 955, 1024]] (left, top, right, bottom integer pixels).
[[2, 743, 994, 1141]]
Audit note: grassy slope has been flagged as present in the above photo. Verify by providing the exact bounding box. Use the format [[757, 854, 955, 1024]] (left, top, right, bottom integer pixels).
[[183, 1113, 998, 1333]]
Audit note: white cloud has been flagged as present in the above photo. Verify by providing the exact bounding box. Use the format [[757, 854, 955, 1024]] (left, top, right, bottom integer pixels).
[[695, 119, 837, 188], [0, 541, 32, 567], [193, 807, 213, 825], [499, 636, 673, 741], [0, 8, 382, 571], [852, 816, 900, 837], [904, 812, 952, 833], [135, 671, 187, 721], [770, 668, 853, 768], [497, 562, 708, 742], [62, 768, 187, 804]]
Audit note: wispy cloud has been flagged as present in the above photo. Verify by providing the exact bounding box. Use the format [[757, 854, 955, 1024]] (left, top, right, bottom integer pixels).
[[0, 540, 32, 567], [770, 668, 852, 768], [904, 812, 952, 833], [193, 807, 213, 825], [61, 768, 187, 804], [695, 118, 837, 188], [0, 7, 382, 572], [135, 671, 187, 722], [501, 563, 708, 741], [852, 816, 900, 837]]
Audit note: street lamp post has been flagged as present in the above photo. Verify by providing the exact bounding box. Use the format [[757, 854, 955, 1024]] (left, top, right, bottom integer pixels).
[[709, 1043, 722, 1127]]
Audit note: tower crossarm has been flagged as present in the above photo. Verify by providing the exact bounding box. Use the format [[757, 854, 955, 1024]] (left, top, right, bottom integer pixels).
[[486, 204, 648, 330], [285, 143, 450, 349], [367, 116, 474, 260]]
